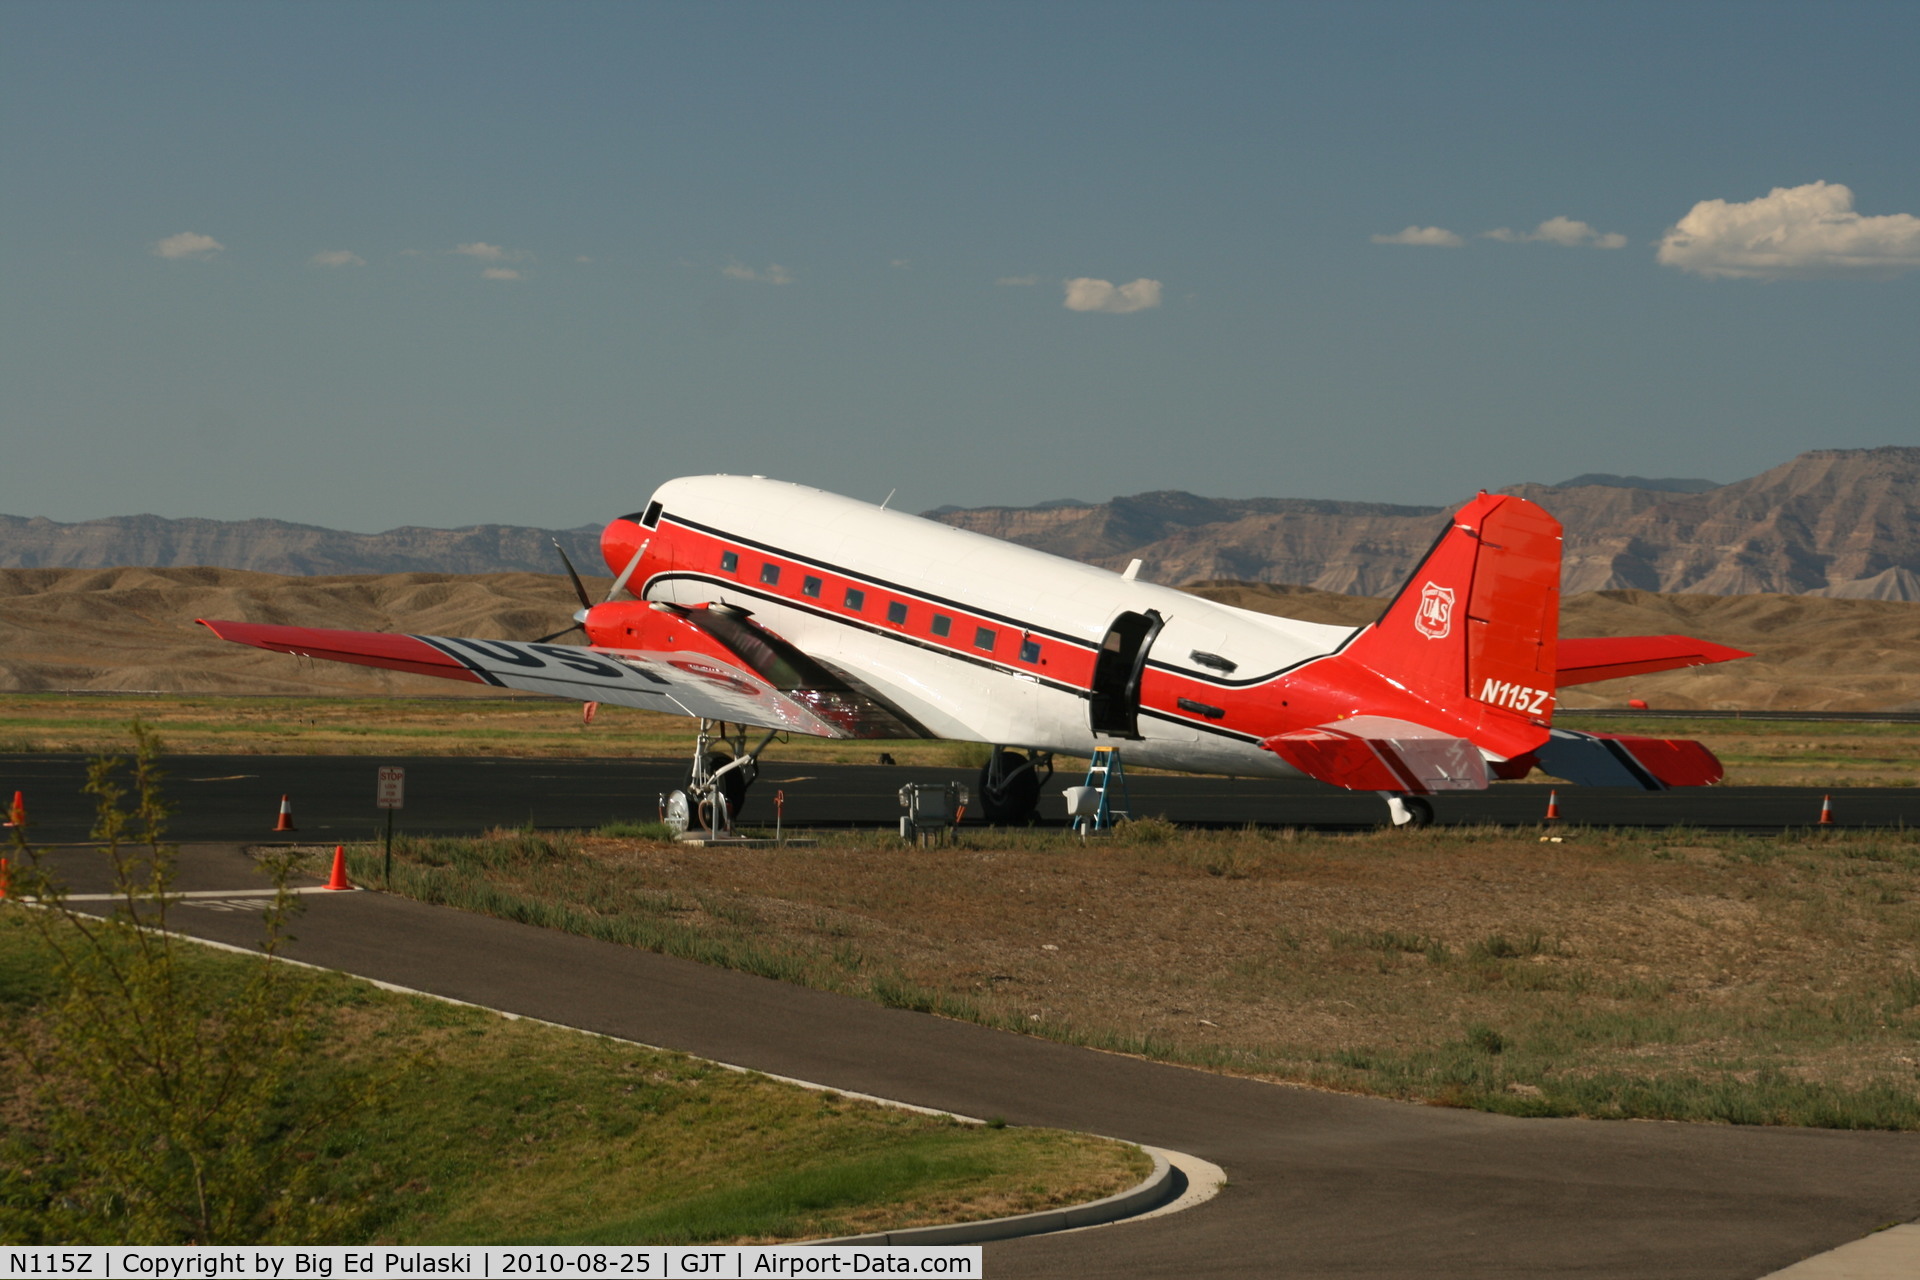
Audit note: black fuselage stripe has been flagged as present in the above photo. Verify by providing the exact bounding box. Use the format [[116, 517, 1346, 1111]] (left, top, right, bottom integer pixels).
[[666, 514, 1087, 643], [661, 514, 1341, 690], [653, 572, 1269, 747], [651, 573, 1087, 696]]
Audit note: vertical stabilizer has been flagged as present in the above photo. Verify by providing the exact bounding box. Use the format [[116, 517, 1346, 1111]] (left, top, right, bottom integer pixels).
[[1339, 492, 1562, 757]]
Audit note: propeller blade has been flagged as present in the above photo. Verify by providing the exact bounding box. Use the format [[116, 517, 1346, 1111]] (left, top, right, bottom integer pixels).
[[606, 538, 649, 602], [552, 539, 593, 611], [534, 622, 585, 644]]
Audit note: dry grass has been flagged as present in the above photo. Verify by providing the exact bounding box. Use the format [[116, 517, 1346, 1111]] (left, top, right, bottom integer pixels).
[[333, 822, 1920, 1128]]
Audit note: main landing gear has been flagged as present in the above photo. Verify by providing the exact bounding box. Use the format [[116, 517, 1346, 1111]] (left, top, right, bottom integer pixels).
[[663, 720, 777, 837], [1382, 794, 1435, 828], [978, 746, 1053, 824]]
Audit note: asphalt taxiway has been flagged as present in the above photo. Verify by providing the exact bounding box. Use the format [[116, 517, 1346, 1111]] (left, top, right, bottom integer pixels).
[[25, 841, 1920, 1279], [2, 753, 1910, 841]]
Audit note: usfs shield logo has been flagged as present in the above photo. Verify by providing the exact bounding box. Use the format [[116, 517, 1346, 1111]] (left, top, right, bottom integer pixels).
[[1415, 581, 1454, 640]]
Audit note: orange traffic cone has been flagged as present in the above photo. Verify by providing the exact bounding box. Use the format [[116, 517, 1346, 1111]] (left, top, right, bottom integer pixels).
[[0, 857, 9, 900], [1544, 790, 1561, 822], [1819, 794, 1834, 826], [3, 790, 22, 828], [272, 795, 297, 832], [324, 845, 352, 891]]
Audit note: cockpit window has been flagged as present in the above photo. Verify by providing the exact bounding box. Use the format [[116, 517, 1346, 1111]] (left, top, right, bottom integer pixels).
[[639, 501, 664, 529]]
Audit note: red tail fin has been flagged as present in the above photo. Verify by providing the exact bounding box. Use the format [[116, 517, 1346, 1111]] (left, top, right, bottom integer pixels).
[[1339, 492, 1562, 758]]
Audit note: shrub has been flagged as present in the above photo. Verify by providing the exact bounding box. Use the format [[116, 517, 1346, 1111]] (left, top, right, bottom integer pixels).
[[0, 724, 378, 1244]]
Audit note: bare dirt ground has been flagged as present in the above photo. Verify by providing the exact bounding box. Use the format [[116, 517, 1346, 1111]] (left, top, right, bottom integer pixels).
[[6, 567, 1919, 712], [0, 566, 605, 697]]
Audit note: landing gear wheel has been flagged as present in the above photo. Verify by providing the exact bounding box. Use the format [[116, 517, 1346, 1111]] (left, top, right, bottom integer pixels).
[[978, 751, 1041, 824], [1386, 795, 1434, 828], [690, 753, 750, 829], [662, 790, 691, 836]]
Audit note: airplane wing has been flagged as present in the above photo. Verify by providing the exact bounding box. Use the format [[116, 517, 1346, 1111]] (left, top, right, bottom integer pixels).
[[197, 620, 850, 737], [1556, 635, 1751, 687], [1261, 717, 1490, 795]]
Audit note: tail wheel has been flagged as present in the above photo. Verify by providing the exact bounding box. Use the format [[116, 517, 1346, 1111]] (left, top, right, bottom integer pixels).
[[978, 751, 1041, 824], [690, 752, 750, 828]]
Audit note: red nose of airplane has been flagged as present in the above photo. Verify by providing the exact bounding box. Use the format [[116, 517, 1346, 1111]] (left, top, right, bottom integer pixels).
[[600, 515, 648, 578]]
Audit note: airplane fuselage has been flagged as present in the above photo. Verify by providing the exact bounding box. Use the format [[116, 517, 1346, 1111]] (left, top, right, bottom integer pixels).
[[599, 475, 1370, 778]]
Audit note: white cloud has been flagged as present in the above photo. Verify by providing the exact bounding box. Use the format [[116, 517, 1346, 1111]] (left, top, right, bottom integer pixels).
[[454, 242, 511, 261], [1063, 277, 1163, 314], [1484, 217, 1626, 249], [481, 267, 522, 281], [1657, 181, 1920, 280], [889, 258, 911, 269], [722, 261, 794, 284], [152, 231, 223, 260], [1371, 226, 1464, 248], [310, 249, 365, 268], [996, 274, 1039, 286]]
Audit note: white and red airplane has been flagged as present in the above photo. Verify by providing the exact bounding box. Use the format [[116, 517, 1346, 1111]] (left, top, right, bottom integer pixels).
[[201, 475, 1748, 828]]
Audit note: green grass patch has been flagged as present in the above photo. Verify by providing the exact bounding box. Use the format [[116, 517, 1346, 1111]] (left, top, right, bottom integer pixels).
[[0, 909, 1145, 1245]]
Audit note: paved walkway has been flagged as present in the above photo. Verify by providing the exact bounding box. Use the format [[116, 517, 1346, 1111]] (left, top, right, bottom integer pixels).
[[31, 844, 1920, 1279]]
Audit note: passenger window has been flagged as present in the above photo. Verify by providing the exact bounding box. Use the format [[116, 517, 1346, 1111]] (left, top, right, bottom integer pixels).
[[974, 627, 996, 652], [760, 563, 781, 586], [931, 614, 952, 637], [1020, 638, 1041, 663], [845, 588, 865, 612], [802, 575, 823, 598], [720, 551, 739, 573], [887, 601, 908, 625]]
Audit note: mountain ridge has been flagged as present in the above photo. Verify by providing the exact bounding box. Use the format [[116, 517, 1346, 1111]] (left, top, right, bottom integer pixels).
[[4, 448, 1918, 599], [932, 448, 1920, 600]]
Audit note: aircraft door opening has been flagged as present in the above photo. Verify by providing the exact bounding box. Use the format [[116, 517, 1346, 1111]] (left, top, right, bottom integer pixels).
[[1088, 609, 1163, 739]]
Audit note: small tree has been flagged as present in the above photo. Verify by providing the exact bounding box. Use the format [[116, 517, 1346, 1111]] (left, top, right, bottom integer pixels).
[[1, 723, 368, 1244]]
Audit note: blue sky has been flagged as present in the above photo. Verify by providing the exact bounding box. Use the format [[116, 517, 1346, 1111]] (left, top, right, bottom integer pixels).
[[4, 1, 1918, 530]]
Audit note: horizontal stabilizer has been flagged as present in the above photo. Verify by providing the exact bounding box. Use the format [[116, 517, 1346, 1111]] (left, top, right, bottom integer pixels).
[[1556, 635, 1751, 687], [1262, 716, 1489, 795], [1526, 727, 1724, 790], [198, 620, 847, 737]]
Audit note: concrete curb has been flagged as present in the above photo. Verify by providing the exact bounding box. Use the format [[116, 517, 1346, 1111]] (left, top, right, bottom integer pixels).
[[1758, 1222, 1920, 1278], [816, 1142, 1206, 1246]]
